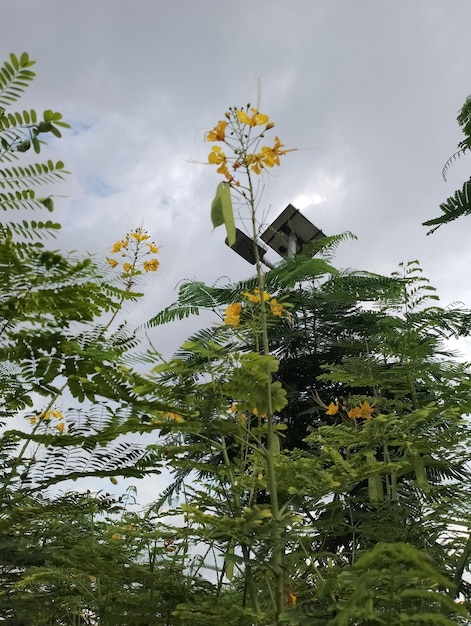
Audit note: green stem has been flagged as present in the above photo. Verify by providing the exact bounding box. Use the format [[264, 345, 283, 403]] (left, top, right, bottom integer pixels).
[[245, 168, 285, 621]]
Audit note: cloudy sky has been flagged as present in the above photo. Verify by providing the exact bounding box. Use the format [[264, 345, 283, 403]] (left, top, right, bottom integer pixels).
[[4, 1, 471, 333], [4, 1, 471, 499]]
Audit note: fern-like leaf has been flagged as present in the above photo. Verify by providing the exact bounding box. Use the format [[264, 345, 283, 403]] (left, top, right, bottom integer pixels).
[[423, 176, 471, 234], [0, 53, 35, 108]]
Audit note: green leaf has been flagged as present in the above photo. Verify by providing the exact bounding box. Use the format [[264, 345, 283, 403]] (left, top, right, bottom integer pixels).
[[210, 182, 235, 246]]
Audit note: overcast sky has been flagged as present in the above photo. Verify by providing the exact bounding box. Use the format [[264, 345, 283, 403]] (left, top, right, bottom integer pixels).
[[4, 0, 471, 330], [4, 0, 471, 500]]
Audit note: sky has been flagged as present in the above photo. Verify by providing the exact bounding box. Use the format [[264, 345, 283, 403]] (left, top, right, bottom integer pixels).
[[4, 0, 471, 501]]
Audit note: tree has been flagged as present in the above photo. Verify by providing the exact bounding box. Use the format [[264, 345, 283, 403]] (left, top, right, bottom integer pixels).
[[0, 53, 171, 624], [423, 94, 471, 232]]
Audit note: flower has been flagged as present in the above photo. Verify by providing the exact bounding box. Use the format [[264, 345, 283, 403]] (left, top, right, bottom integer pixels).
[[165, 412, 185, 423], [143, 258, 160, 272], [286, 591, 297, 607], [29, 417, 36, 425], [111, 239, 128, 252], [245, 137, 288, 174], [242, 288, 270, 303], [111, 533, 122, 541], [224, 302, 242, 327], [347, 401, 374, 420], [206, 120, 228, 142], [208, 146, 232, 179], [208, 145, 232, 179], [259, 136, 287, 167], [146, 243, 159, 253], [230, 403, 237, 414], [253, 407, 267, 419], [245, 152, 265, 175], [107, 258, 118, 268], [347, 407, 362, 419], [270, 298, 284, 317], [360, 401, 374, 419], [325, 401, 339, 416], [236, 108, 270, 127], [122, 262, 133, 273], [131, 230, 149, 242], [55, 422, 65, 433], [208, 145, 226, 166]]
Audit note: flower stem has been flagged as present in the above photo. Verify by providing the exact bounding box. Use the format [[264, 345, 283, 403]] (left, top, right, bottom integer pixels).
[[246, 168, 285, 620]]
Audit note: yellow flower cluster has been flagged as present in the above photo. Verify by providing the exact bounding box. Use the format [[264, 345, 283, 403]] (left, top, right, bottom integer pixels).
[[325, 400, 375, 421], [30, 409, 65, 432], [150, 411, 185, 426], [224, 302, 242, 327], [107, 228, 160, 287], [223, 289, 288, 328], [241, 288, 270, 303], [206, 105, 292, 184]]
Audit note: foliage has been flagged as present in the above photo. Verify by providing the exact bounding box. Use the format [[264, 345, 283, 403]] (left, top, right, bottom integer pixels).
[[424, 94, 471, 232], [2, 53, 471, 625]]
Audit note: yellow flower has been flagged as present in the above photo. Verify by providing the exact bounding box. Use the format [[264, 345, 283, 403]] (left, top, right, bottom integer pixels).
[[122, 262, 133, 273], [131, 230, 149, 242], [242, 288, 270, 303], [165, 412, 185, 423], [208, 145, 226, 165], [259, 136, 287, 167], [347, 401, 374, 420], [206, 120, 228, 142], [50, 409, 63, 420], [55, 422, 65, 433], [143, 258, 160, 272], [111, 239, 128, 253], [29, 417, 37, 425], [245, 152, 265, 175], [146, 243, 159, 253], [246, 137, 287, 174], [325, 401, 339, 416], [236, 108, 270, 127], [224, 302, 242, 327], [270, 298, 284, 317], [107, 258, 119, 268], [360, 401, 374, 420], [111, 533, 122, 541], [208, 145, 232, 179], [230, 403, 238, 414], [347, 406, 362, 419], [286, 591, 297, 607], [252, 407, 267, 419]]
